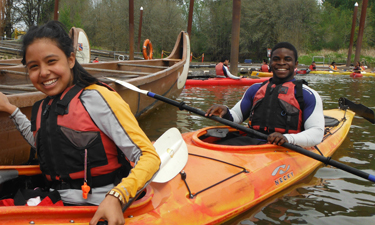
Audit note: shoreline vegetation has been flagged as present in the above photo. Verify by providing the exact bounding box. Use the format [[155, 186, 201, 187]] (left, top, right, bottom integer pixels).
[[187, 48, 375, 71], [298, 48, 375, 69]]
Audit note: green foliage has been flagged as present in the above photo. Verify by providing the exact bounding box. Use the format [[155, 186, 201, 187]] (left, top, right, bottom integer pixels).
[[59, 0, 87, 30], [59, 5, 73, 30], [322, 0, 358, 10]]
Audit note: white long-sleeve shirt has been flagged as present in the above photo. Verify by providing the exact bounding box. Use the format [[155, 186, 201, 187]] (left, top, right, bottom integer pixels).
[[224, 80, 324, 147]]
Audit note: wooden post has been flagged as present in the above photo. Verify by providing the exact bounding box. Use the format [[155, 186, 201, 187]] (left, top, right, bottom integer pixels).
[[230, 0, 241, 76], [129, 0, 134, 60], [346, 2, 358, 67], [187, 0, 194, 35], [137, 7, 143, 52], [354, 0, 368, 64], [54, 0, 59, 20]]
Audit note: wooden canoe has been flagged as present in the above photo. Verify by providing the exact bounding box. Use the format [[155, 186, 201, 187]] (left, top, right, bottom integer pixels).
[[0, 31, 190, 165]]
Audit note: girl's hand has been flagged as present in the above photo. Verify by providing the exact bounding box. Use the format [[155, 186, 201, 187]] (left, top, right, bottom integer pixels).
[[90, 195, 125, 225], [0, 92, 17, 115]]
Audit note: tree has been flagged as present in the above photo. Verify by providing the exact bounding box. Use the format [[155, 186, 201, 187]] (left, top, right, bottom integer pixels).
[[13, 0, 55, 29]]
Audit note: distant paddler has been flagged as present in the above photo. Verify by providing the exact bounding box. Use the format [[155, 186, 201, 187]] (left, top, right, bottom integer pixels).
[[329, 61, 338, 72], [259, 59, 270, 72], [215, 56, 243, 80], [353, 61, 365, 73]]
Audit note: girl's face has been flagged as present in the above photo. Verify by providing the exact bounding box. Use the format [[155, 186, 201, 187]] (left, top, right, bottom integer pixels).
[[25, 38, 75, 96]]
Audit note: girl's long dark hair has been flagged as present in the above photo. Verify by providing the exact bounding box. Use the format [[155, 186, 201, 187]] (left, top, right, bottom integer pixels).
[[21, 21, 98, 86]]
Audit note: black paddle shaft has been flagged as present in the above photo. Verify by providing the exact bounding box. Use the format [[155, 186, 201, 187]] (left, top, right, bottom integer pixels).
[[148, 92, 375, 183]]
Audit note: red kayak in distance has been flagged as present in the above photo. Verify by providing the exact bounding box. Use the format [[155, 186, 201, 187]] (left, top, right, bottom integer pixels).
[[350, 72, 363, 78], [185, 77, 270, 86], [297, 69, 307, 74]]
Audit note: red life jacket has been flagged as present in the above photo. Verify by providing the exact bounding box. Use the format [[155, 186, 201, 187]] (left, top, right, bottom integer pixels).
[[215, 62, 225, 76], [31, 83, 131, 190], [309, 65, 316, 71], [260, 64, 269, 72], [249, 79, 305, 134]]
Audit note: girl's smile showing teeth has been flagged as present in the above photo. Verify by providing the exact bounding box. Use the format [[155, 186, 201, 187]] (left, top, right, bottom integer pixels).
[[43, 78, 58, 86]]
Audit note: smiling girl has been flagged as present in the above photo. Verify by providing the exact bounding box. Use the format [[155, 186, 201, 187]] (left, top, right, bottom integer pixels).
[[0, 21, 160, 225]]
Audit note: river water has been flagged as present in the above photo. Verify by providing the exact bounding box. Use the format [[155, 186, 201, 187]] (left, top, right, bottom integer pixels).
[[138, 74, 375, 225]]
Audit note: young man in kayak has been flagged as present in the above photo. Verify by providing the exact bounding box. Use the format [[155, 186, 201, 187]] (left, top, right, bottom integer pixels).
[[206, 42, 324, 148], [215, 57, 242, 80], [259, 59, 270, 72]]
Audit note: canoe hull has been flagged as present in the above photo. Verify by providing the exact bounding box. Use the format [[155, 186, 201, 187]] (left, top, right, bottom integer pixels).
[[0, 31, 190, 165], [0, 109, 354, 224], [185, 77, 269, 86]]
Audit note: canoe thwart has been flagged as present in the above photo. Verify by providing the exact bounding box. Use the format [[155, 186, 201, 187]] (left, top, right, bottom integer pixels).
[[83, 67, 149, 76], [0, 84, 37, 91], [117, 63, 168, 69], [1, 70, 27, 76]]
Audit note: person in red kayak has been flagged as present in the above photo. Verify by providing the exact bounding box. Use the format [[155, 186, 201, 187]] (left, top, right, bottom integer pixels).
[[215, 57, 242, 79], [353, 61, 364, 73], [309, 61, 316, 71], [259, 59, 270, 72], [0, 21, 160, 225], [206, 42, 324, 148], [92, 56, 99, 63]]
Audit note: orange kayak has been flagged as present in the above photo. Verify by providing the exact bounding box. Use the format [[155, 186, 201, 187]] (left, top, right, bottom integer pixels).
[[0, 109, 353, 224]]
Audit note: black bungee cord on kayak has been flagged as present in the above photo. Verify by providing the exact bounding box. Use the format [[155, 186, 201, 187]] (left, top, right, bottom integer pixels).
[[180, 153, 249, 199]]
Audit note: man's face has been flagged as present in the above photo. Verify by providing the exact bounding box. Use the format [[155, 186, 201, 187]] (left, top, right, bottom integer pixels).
[[270, 48, 298, 81], [224, 60, 229, 66]]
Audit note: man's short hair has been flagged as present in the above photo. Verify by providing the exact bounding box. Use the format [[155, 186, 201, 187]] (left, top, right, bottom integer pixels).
[[220, 56, 229, 63], [271, 42, 298, 62]]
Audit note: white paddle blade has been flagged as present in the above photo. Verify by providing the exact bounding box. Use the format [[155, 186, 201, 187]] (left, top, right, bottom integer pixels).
[[152, 128, 188, 183], [106, 77, 148, 95]]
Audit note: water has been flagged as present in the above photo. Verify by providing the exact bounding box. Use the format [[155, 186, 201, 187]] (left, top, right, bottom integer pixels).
[[138, 74, 375, 225]]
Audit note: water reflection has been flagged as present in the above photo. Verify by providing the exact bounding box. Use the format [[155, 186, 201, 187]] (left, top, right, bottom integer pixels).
[[138, 74, 375, 224]]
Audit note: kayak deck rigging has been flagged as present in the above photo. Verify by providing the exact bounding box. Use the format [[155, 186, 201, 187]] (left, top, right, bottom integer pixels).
[[181, 153, 249, 199]]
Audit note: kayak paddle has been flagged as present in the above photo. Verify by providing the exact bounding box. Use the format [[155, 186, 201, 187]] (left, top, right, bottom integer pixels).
[[106, 77, 375, 183], [97, 127, 188, 224]]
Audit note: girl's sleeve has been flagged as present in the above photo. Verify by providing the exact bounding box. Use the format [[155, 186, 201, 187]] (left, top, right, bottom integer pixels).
[[10, 108, 36, 148], [82, 86, 160, 204]]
